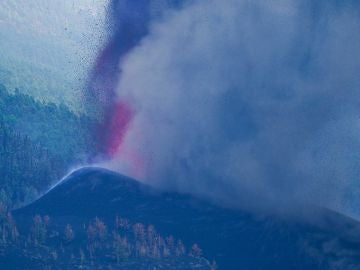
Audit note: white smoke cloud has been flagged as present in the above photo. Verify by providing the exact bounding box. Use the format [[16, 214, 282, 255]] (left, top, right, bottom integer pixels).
[[108, 0, 360, 215]]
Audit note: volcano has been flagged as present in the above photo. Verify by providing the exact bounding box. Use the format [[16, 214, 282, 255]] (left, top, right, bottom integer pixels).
[[13, 167, 360, 270]]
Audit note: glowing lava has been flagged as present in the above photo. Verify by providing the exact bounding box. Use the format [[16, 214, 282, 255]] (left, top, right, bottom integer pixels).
[[106, 101, 134, 157]]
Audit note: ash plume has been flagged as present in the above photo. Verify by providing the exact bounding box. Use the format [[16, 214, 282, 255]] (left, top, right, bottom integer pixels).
[[96, 0, 360, 216]]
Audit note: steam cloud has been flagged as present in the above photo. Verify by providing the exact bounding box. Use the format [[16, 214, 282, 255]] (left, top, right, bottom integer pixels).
[[105, 0, 360, 215]]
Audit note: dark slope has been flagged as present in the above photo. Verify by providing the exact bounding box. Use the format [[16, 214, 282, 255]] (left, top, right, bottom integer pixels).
[[15, 167, 360, 270]]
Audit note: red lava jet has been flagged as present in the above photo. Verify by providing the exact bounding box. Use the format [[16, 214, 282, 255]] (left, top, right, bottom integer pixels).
[[86, 0, 151, 164]]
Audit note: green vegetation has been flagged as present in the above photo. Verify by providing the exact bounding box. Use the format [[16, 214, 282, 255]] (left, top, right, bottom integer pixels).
[[0, 209, 213, 269], [0, 83, 96, 207]]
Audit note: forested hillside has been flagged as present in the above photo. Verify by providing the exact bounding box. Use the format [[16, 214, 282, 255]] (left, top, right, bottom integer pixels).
[[0, 210, 212, 269], [0, 83, 96, 207]]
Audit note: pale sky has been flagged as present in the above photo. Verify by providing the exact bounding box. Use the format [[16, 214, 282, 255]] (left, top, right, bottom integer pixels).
[[0, 0, 109, 107]]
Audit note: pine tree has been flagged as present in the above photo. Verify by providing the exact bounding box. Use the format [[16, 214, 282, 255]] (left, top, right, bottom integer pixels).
[[64, 224, 74, 243]]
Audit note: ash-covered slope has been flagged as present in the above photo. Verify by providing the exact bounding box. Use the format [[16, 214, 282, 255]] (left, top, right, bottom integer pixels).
[[15, 167, 360, 270]]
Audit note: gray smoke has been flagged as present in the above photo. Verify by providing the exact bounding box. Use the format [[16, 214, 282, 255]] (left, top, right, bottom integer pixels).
[[107, 0, 360, 216]]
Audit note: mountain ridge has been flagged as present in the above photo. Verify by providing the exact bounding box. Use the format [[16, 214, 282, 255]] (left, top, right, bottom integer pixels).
[[14, 167, 360, 270]]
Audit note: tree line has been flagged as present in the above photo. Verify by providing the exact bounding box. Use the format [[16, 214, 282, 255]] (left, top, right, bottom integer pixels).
[[0, 207, 217, 269], [0, 83, 96, 207]]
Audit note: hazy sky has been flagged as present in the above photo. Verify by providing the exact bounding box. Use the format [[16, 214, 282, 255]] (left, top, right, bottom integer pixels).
[[0, 0, 108, 106]]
